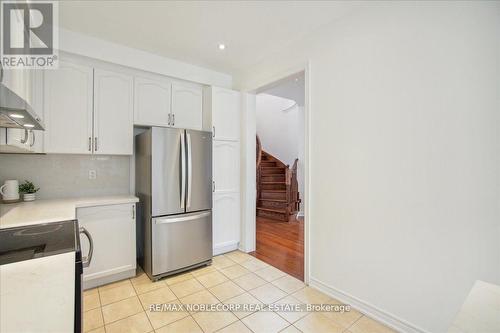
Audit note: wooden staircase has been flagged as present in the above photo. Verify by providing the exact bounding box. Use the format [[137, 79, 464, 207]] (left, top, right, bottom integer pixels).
[[256, 136, 300, 221]]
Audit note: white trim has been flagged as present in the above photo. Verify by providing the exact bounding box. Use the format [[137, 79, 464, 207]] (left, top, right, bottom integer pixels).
[[309, 277, 430, 333], [303, 61, 311, 285], [58, 28, 232, 88], [213, 241, 239, 255], [239, 93, 257, 253]]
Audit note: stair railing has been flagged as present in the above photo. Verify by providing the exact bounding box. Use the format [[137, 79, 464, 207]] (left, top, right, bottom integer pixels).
[[286, 158, 300, 215], [256, 135, 262, 201]]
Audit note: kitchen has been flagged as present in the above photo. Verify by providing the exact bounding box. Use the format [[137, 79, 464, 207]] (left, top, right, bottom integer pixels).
[[0, 37, 243, 332], [2, 2, 499, 333]]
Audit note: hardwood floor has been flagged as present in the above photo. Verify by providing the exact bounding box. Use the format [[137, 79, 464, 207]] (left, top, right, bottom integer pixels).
[[250, 214, 304, 281]]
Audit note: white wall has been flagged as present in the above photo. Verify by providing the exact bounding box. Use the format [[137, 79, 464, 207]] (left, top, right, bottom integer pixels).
[[237, 3, 500, 333], [256, 94, 305, 213]]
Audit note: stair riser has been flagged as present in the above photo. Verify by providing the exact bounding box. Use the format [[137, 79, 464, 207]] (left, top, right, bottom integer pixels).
[[261, 175, 285, 182], [261, 168, 285, 175], [257, 209, 288, 221], [258, 200, 288, 209], [261, 192, 286, 200], [261, 183, 286, 190], [260, 162, 277, 167]]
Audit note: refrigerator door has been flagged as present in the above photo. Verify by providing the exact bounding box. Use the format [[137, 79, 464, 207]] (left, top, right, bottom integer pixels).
[[186, 130, 212, 212], [151, 210, 212, 275], [152, 127, 186, 216]]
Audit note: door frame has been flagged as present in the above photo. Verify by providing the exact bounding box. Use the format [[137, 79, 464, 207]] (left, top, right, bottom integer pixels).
[[239, 61, 311, 284]]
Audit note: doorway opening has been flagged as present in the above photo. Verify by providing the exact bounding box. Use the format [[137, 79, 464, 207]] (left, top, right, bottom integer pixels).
[[249, 72, 306, 281]]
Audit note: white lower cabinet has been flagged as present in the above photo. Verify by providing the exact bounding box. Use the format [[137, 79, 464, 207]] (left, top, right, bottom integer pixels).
[[213, 192, 240, 255], [77, 203, 136, 289]]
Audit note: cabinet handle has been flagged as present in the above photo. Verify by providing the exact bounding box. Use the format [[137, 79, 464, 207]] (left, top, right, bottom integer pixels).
[[79, 227, 94, 268], [132, 205, 135, 219], [94, 137, 98, 151], [20, 128, 29, 144], [212, 181, 216, 192], [88, 137, 92, 151], [172, 114, 175, 126], [30, 130, 35, 147], [212, 126, 215, 138], [168, 113, 171, 126]]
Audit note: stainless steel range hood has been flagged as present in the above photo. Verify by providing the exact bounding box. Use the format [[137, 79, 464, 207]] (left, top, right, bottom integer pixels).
[[0, 83, 45, 131]]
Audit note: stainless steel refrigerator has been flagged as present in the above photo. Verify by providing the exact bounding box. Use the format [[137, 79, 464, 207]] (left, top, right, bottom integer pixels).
[[135, 127, 212, 280]]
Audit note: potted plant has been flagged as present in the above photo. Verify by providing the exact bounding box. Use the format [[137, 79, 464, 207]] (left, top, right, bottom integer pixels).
[[18, 180, 40, 202]]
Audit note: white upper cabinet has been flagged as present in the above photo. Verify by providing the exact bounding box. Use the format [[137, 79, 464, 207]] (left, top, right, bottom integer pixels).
[[209, 87, 240, 141], [134, 76, 171, 127], [44, 61, 93, 154], [93, 68, 134, 155], [171, 82, 203, 130]]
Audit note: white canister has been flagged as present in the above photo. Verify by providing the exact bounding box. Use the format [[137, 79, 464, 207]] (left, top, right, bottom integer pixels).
[[0, 180, 20, 201]]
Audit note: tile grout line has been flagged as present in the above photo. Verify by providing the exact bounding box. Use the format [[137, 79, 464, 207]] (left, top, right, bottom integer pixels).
[[86, 252, 367, 333], [135, 276, 157, 333]]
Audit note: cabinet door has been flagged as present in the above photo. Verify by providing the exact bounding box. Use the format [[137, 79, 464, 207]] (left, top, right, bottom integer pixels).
[[77, 204, 136, 286], [44, 61, 93, 154], [134, 76, 171, 126], [212, 87, 240, 141], [213, 141, 240, 192], [94, 68, 134, 155], [171, 82, 203, 130], [213, 192, 240, 254]]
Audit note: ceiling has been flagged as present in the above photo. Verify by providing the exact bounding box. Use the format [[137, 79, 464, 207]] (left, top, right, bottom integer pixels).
[[260, 72, 305, 106], [59, 1, 357, 75]]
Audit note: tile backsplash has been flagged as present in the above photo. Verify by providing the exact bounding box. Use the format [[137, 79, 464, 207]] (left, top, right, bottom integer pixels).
[[0, 154, 130, 199]]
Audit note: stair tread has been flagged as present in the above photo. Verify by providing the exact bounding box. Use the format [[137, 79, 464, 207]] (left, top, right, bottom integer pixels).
[[261, 181, 286, 184], [256, 207, 287, 213], [261, 189, 286, 192]]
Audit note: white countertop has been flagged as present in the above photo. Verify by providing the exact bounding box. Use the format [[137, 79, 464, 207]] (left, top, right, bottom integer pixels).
[[448, 280, 500, 333], [0, 252, 76, 333], [0, 195, 139, 229]]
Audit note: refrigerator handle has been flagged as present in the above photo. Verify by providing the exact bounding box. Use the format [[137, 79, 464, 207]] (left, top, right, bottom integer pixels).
[[155, 211, 211, 224], [187, 132, 193, 209], [180, 131, 186, 209]]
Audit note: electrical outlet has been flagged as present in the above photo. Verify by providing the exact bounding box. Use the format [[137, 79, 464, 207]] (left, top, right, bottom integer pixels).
[[88, 170, 97, 180]]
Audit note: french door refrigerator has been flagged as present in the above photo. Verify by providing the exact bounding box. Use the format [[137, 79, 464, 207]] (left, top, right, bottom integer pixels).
[[135, 127, 212, 280]]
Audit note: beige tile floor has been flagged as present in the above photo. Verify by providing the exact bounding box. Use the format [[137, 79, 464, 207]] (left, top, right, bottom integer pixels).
[[83, 251, 397, 333]]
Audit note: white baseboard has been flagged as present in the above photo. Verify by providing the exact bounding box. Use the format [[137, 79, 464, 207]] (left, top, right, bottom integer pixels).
[[213, 241, 239, 256], [309, 277, 430, 333]]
